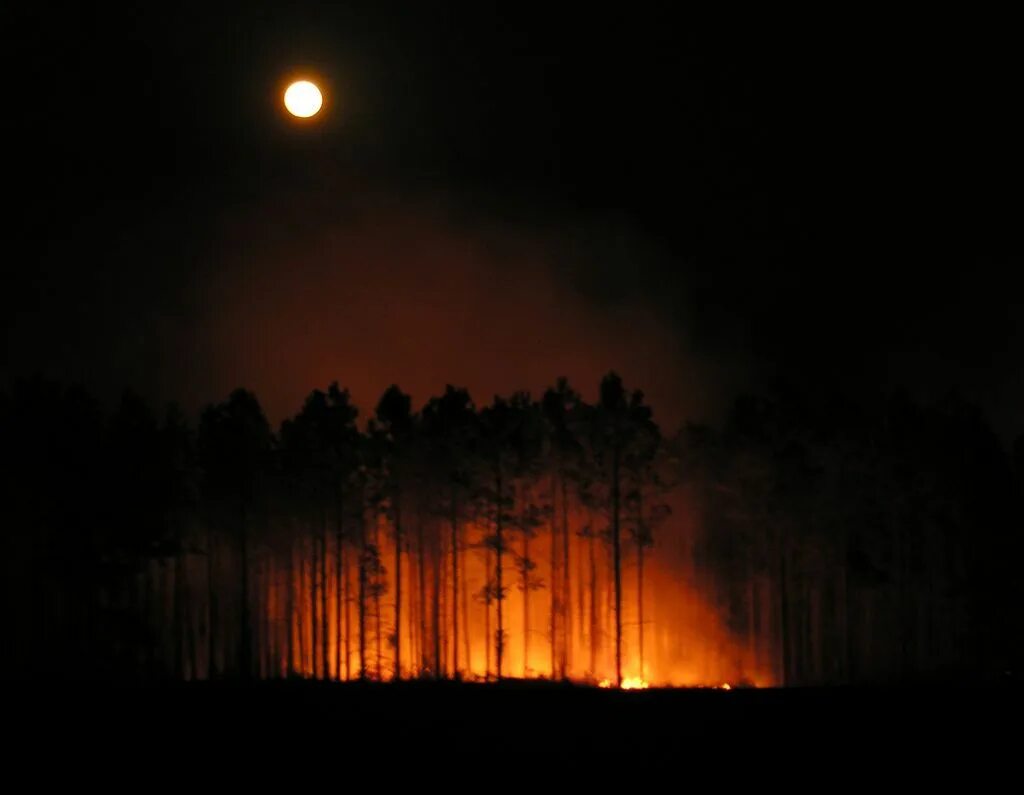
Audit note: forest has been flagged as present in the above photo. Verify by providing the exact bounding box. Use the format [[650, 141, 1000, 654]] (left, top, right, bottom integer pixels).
[[3, 373, 1022, 686]]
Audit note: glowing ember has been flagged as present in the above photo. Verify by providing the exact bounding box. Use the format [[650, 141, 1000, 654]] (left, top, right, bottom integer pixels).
[[597, 677, 649, 689], [717, 683, 732, 690]]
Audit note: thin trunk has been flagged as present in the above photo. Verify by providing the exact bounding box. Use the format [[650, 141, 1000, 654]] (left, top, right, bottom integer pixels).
[[206, 525, 216, 679], [637, 538, 645, 680], [321, 507, 329, 679], [778, 525, 791, 687], [407, 545, 416, 678], [550, 476, 558, 679], [342, 487, 350, 680], [185, 556, 197, 680], [462, 538, 471, 676], [577, 525, 585, 656], [310, 531, 318, 678], [450, 482, 459, 678], [439, 533, 447, 674], [286, 541, 295, 677], [297, 551, 307, 674], [523, 521, 530, 677], [612, 443, 622, 687], [589, 529, 597, 676], [433, 525, 442, 677], [394, 493, 402, 681], [174, 548, 185, 679], [343, 543, 351, 680], [561, 474, 571, 679], [417, 505, 427, 674], [374, 556, 382, 680], [495, 466, 504, 680], [636, 490, 645, 680], [254, 557, 263, 678], [485, 544, 492, 680], [358, 516, 367, 680], [842, 535, 853, 683], [374, 514, 382, 680], [239, 497, 251, 680]]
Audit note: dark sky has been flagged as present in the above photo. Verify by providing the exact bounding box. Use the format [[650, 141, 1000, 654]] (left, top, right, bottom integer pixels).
[[3, 5, 1021, 435]]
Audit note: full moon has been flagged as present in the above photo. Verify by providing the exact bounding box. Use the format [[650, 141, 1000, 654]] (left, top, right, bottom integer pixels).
[[283, 80, 323, 118]]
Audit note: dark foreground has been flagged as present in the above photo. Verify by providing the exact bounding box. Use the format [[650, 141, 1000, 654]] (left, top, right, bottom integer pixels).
[[8, 680, 1020, 775]]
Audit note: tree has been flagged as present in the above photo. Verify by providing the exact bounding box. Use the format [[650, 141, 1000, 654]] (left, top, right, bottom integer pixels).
[[422, 385, 477, 678], [199, 389, 272, 680], [542, 378, 583, 679], [374, 384, 415, 679], [587, 373, 655, 687], [478, 395, 525, 679]]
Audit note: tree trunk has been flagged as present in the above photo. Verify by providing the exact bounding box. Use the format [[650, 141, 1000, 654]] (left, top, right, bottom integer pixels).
[[433, 524, 442, 677], [174, 547, 185, 679], [297, 551, 307, 675], [206, 524, 216, 679], [589, 529, 597, 677], [522, 516, 530, 677], [310, 531, 318, 678], [358, 515, 367, 680], [343, 542, 351, 681], [778, 524, 791, 687], [321, 508, 329, 679], [550, 475, 558, 679], [462, 539, 471, 676], [336, 486, 344, 681], [393, 492, 402, 681], [286, 541, 295, 677], [451, 482, 459, 678], [374, 515, 382, 680], [374, 556, 382, 680], [561, 475, 571, 679], [485, 544, 492, 681], [636, 490, 645, 680], [239, 497, 251, 680], [637, 537, 645, 680], [417, 505, 427, 674], [185, 555, 197, 680], [495, 467, 504, 680], [611, 443, 622, 687]]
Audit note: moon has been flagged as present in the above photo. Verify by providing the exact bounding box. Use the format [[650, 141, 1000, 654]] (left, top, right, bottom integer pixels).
[[283, 80, 323, 118]]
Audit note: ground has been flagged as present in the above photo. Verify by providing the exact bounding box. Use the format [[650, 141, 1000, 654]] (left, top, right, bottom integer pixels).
[[7, 680, 1020, 776]]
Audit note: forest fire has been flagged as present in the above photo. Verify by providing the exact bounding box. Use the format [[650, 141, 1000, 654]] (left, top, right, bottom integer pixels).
[[150, 375, 772, 688], [11, 365, 1011, 690]]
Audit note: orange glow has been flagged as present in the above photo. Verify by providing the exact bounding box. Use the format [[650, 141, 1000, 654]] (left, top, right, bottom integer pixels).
[[239, 487, 777, 689]]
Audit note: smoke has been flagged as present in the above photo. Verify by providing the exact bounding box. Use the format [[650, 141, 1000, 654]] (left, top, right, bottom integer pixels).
[[175, 191, 725, 428]]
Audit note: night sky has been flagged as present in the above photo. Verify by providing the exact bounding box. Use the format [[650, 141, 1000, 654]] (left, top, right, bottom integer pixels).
[[4, 6, 1021, 434]]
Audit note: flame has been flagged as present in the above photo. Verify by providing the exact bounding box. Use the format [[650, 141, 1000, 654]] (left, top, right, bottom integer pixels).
[[596, 677, 649, 690], [233, 495, 777, 688]]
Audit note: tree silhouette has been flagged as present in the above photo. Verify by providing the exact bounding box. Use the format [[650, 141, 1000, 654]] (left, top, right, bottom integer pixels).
[[4, 373, 1019, 686], [199, 389, 272, 679]]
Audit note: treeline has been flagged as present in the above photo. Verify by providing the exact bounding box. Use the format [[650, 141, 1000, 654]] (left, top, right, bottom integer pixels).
[[687, 389, 1024, 683], [2, 375, 1021, 684]]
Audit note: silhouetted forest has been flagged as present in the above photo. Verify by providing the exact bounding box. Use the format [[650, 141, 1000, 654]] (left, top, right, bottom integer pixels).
[[3, 374, 1021, 685]]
